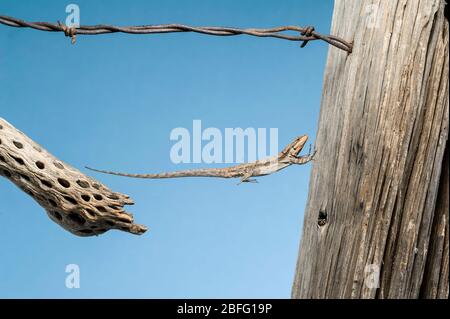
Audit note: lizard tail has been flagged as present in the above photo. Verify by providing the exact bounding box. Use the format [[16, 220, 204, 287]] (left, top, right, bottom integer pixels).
[[85, 166, 154, 178], [85, 166, 236, 179]]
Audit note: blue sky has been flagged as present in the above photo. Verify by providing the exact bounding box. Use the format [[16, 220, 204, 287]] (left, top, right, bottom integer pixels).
[[0, 0, 332, 298]]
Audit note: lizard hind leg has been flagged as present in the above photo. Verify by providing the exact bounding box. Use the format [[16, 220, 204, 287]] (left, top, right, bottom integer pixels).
[[237, 173, 259, 185]]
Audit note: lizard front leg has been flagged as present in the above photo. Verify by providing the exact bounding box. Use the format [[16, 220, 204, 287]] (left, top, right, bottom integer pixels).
[[289, 147, 316, 165]]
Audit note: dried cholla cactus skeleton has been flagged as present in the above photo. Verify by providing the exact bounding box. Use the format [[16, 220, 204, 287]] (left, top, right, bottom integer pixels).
[[0, 117, 147, 237]]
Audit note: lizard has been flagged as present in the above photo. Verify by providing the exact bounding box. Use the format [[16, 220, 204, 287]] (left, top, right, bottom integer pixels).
[[86, 134, 315, 184]]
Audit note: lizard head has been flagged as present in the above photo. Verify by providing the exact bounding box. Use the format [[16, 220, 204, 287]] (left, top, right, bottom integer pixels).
[[280, 134, 308, 158], [290, 135, 308, 156]]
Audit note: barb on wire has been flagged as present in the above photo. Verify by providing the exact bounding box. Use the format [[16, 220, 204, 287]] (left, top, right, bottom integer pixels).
[[0, 14, 353, 53]]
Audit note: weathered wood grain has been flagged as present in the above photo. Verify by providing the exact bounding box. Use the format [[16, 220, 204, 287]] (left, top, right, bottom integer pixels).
[[0, 117, 147, 237], [420, 143, 448, 298], [292, 0, 448, 299]]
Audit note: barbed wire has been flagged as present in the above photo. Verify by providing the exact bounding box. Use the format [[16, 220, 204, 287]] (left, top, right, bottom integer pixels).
[[0, 14, 352, 52]]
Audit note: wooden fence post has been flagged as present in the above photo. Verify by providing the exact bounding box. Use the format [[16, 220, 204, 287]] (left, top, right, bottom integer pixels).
[[292, 0, 448, 298]]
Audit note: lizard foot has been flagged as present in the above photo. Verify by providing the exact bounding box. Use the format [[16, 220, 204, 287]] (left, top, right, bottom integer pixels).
[[237, 176, 258, 185]]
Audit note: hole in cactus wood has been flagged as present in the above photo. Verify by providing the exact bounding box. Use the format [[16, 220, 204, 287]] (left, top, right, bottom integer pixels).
[[93, 194, 103, 201], [0, 155, 5, 162], [96, 206, 107, 213], [54, 162, 64, 169], [13, 141, 23, 149], [35, 161, 45, 169], [76, 180, 90, 188], [48, 198, 58, 207], [79, 229, 93, 234], [85, 209, 96, 218], [58, 178, 70, 188], [19, 174, 30, 182], [81, 194, 91, 202], [11, 156, 24, 165], [51, 211, 63, 221], [40, 179, 53, 188], [68, 213, 86, 225], [64, 196, 77, 205], [2, 170, 12, 178]]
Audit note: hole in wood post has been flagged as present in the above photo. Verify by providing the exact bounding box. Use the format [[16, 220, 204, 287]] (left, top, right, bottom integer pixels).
[[318, 210, 328, 226]]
